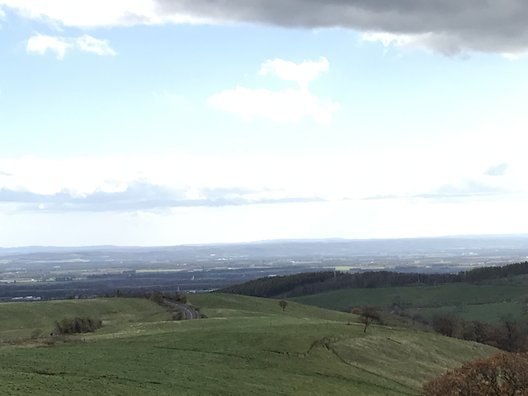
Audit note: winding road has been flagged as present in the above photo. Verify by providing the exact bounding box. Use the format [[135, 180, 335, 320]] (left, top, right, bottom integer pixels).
[[162, 299, 201, 320]]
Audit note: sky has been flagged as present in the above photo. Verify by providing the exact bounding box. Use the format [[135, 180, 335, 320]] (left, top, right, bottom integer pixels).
[[1, 1, 528, 246]]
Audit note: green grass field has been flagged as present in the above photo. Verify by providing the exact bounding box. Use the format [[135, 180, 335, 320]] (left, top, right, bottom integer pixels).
[[0, 294, 497, 395], [291, 281, 528, 323], [0, 298, 172, 342]]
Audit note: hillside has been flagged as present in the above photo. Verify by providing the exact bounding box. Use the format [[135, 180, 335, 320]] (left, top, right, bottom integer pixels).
[[0, 298, 172, 342], [291, 279, 528, 324], [219, 261, 528, 299], [0, 294, 496, 395]]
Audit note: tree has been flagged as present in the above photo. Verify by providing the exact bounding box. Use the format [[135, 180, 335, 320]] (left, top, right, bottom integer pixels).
[[423, 352, 528, 396], [496, 316, 525, 352], [461, 320, 490, 344], [278, 300, 288, 311], [353, 306, 381, 333], [431, 314, 458, 337]]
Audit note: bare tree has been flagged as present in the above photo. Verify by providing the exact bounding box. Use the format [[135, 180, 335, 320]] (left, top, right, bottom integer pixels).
[[497, 316, 525, 352], [353, 306, 381, 333]]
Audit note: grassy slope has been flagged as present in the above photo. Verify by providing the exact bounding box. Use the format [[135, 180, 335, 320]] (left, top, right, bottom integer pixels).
[[291, 281, 528, 322], [0, 298, 172, 342], [0, 294, 496, 395]]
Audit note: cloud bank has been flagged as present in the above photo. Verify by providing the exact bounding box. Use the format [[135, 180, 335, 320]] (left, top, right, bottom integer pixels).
[[0, 182, 321, 212], [0, 155, 525, 214], [3, 1, 528, 54], [158, 0, 528, 55], [0, 155, 329, 213]]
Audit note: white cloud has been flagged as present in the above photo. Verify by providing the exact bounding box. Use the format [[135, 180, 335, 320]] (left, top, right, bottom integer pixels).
[[361, 31, 527, 57], [27, 34, 71, 59], [259, 57, 329, 89], [2, 152, 528, 245], [1, 149, 526, 210], [0, 0, 206, 28], [500, 52, 528, 61], [1, 0, 149, 28], [0, 154, 327, 204], [27, 34, 116, 59], [75, 35, 116, 56], [362, 32, 423, 49], [361, 32, 454, 54], [208, 87, 338, 125], [209, 58, 338, 124]]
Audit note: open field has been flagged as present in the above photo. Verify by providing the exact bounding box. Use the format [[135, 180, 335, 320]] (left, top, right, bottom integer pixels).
[[291, 280, 528, 323], [0, 293, 496, 395], [0, 298, 172, 342]]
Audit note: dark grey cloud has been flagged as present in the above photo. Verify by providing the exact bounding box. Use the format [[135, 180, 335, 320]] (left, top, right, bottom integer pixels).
[[157, 0, 528, 54], [485, 163, 509, 176], [0, 182, 321, 212]]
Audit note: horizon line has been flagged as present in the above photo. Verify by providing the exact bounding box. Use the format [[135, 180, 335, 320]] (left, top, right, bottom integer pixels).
[[1, 232, 528, 250]]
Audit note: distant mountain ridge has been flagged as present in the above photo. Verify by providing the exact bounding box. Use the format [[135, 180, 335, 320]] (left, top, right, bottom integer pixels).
[[2, 234, 528, 257]]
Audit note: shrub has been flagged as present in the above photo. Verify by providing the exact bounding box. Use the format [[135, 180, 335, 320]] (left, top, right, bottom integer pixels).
[[461, 320, 491, 344], [431, 314, 458, 337], [172, 311, 183, 320], [54, 316, 103, 335], [423, 352, 528, 396]]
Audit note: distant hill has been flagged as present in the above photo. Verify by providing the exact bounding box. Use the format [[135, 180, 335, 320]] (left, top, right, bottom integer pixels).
[[3, 234, 528, 259]]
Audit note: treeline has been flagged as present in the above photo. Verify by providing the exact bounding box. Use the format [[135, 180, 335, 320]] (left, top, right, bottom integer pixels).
[[219, 272, 336, 298], [427, 313, 528, 353], [460, 261, 528, 282], [220, 261, 528, 298], [220, 271, 459, 298]]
